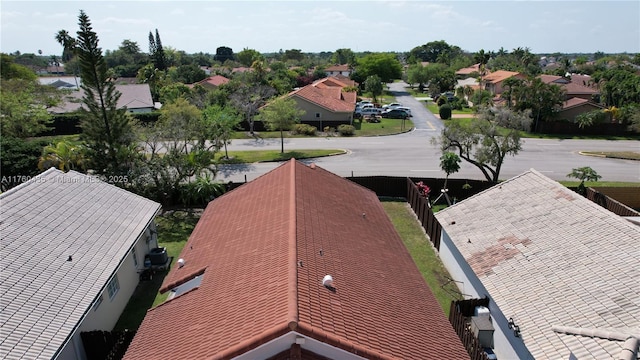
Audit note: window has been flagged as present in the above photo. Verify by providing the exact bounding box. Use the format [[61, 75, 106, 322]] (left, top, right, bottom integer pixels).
[[132, 248, 138, 267], [315, 113, 321, 118], [93, 294, 103, 311], [107, 276, 120, 300]]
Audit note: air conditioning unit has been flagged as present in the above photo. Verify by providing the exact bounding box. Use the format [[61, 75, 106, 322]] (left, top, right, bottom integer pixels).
[[471, 316, 494, 348], [148, 247, 168, 265]]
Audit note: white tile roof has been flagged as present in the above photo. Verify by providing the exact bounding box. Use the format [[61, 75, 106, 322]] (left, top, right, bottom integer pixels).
[[0, 169, 160, 360], [435, 169, 640, 359]]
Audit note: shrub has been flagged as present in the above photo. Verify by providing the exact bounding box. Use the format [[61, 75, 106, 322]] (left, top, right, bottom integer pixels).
[[436, 96, 447, 106], [439, 104, 452, 120], [292, 123, 317, 136], [337, 124, 355, 136]]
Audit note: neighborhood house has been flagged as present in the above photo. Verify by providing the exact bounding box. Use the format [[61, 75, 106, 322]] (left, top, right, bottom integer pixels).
[[434, 169, 640, 360], [0, 168, 161, 360], [124, 159, 469, 360]]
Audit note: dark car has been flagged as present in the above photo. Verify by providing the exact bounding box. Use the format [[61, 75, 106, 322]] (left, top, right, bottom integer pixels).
[[381, 109, 409, 119]]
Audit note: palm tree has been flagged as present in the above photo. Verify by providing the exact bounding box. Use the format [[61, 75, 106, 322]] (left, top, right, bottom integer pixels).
[[38, 140, 86, 172]]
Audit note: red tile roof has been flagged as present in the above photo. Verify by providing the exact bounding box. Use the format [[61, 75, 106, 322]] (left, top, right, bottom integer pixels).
[[455, 63, 481, 75], [538, 74, 568, 84], [289, 77, 357, 113], [561, 97, 604, 110], [560, 81, 599, 95], [193, 74, 230, 87], [483, 70, 520, 83], [325, 64, 350, 72], [124, 160, 468, 360]]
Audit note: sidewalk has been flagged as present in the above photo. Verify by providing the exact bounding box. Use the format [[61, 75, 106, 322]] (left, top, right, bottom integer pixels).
[[432, 113, 477, 119]]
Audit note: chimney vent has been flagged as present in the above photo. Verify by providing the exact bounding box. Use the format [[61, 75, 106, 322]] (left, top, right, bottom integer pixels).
[[177, 258, 185, 268]]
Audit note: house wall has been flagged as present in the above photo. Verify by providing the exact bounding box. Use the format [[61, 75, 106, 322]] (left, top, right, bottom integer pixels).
[[554, 104, 601, 122], [291, 97, 353, 127], [56, 222, 159, 360], [439, 231, 534, 360]]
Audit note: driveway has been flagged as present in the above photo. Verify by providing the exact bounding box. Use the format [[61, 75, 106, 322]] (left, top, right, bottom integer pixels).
[[386, 82, 443, 132]]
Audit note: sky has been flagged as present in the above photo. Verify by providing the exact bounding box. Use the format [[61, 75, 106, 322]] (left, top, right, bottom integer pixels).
[[1, 0, 639, 57]]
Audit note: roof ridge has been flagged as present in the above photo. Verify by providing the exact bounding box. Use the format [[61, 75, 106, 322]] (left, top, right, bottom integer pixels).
[[288, 159, 299, 328], [0, 167, 59, 199], [439, 169, 539, 213]]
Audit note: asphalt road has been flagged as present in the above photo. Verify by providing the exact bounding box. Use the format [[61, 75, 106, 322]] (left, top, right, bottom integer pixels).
[[218, 82, 640, 183]]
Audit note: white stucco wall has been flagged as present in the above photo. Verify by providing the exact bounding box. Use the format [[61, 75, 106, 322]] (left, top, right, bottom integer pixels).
[[56, 222, 159, 360], [439, 230, 534, 360]]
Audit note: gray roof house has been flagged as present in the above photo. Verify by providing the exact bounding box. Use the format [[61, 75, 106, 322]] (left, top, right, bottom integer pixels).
[[0, 169, 161, 360], [434, 169, 640, 360], [49, 84, 159, 114]]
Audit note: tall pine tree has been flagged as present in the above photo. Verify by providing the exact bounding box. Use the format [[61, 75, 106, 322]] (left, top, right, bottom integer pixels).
[[76, 10, 134, 175], [149, 29, 167, 70]]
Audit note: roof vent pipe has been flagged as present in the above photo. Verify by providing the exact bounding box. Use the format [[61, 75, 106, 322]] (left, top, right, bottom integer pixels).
[[177, 258, 185, 268]]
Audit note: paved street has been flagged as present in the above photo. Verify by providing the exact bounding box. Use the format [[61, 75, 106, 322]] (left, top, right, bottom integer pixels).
[[218, 82, 640, 183]]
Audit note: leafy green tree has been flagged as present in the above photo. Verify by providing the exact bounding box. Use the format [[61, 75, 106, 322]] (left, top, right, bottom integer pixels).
[[433, 106, 531, 182], [282, 49, 305, 62], [408, 41, 463, 64], [230, 83, 276, 134], [424, 63, 456, 96], [352, 53, 402, 84], [104, 40, 147, 77], [439, 151, 461, 189], [168, 63, 207, 84], [257, 97, 305, 153], [74, 10, 135, 175], [0, 137, 49, 191], [364, 75, 383, 102], [592, 65, 640, 107], [0, 78, 59, 138], [214, 46, 234, 63], [202, 105, 241, 159], [332, 48, 356, 65], [1, 53, 37, 81], [406, 64, 429, 91], [236, 48, 263, 67], [131, 98, 216, 205], [567, 166, 601, 195], [511, 77, 565, 132]]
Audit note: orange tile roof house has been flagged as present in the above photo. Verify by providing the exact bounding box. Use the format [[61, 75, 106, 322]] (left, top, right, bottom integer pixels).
[[288, 76, 357, 127], [435, 170, 640, 360], [324, 64, 351, 77], [189, 74, 230, 89], [482, 70, 525, 95], [124, 160, 469, 360]]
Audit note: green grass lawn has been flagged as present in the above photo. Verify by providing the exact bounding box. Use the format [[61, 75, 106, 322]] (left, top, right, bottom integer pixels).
[[424, 102, 474, 115], [353, 117, 412, 135], [113, 210, 200, 331], [380, 200, 461, 316], [216, 149, 345, 163]]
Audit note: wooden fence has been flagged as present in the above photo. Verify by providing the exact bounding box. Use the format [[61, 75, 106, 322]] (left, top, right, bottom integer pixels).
[[81, 330, 136, 360], [449, 298, 492, 360], [586, 187, 640, 216], [406, 178, 443, 250]]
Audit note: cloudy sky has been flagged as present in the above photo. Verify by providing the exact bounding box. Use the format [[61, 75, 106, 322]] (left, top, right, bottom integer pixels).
[[1, 1, 638, 57]]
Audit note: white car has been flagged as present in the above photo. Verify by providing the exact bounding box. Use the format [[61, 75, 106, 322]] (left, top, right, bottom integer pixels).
[[382, 103, 402, 110]]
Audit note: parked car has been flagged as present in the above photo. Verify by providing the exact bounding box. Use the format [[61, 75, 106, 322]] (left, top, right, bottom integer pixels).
[[382, 102, 402, 110], [396, 106, 412, 117], [360, 107, 382, 116], [381, 109, 409, 119]]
